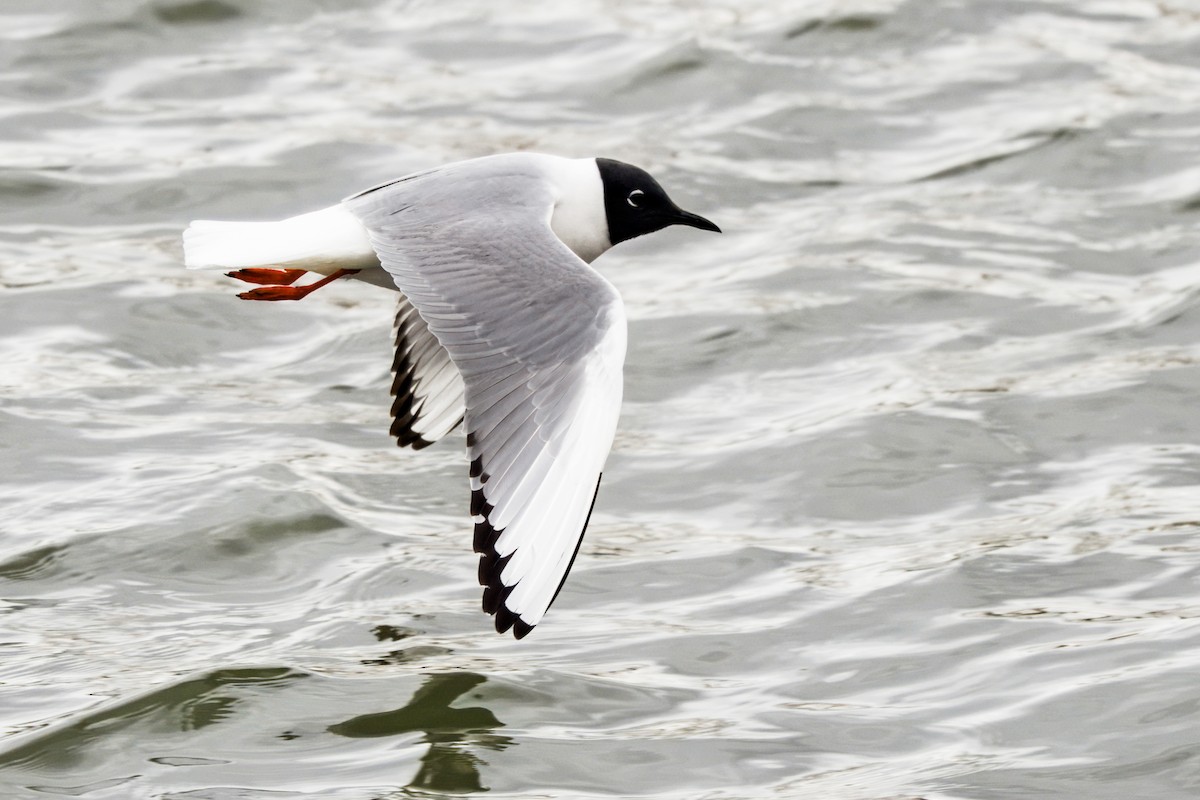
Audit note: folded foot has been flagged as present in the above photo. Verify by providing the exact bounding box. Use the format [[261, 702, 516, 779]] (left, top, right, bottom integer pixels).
[[237, 268, 361, 301], [227, 268, 308, 286]]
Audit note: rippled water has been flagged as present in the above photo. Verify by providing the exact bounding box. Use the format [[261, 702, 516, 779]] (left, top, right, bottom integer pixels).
[[4, 1, 1200, 797]]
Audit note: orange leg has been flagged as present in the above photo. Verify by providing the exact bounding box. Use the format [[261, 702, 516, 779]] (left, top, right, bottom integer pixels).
[[227, 268, 308, 286], [237, 269, 361, 301]]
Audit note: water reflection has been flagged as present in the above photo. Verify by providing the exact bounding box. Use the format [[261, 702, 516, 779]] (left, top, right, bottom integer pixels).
[[0, 667, 300, 773], [329, 672, 509, 794]]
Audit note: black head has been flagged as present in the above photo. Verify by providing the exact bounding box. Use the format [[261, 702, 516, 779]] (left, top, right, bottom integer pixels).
[[596, 158, 721, 246]]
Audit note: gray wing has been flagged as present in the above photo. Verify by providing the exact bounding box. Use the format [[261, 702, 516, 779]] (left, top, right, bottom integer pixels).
[[345, 154, 627, 639], [390, 293, 465, 449]]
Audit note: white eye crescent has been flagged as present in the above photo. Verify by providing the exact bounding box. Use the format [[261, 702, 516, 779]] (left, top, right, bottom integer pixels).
[[626, 189, 644, 208]]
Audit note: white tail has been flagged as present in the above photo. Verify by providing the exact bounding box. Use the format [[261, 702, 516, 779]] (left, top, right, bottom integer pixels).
[[182, 204, 379, 275]]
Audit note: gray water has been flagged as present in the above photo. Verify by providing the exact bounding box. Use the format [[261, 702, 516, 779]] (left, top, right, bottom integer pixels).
[[3, 1, 1200, 797]]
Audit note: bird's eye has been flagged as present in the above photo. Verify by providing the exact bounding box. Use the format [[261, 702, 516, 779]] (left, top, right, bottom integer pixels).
[[626, 189, 644, 208]]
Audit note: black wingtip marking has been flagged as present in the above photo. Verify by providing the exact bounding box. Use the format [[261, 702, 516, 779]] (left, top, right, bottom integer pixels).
[[470, 486, 493, 517], [471, 474, 605, 640], [390, 405, 436, 449], [389, 315, 423, 449], [478, 550, 512, 594], [482, 584, 499, 613], [494, 605, 516, 634], [389, 300, 464, 451], [472, 487, 530, 640], [474, 519, 501, 556]]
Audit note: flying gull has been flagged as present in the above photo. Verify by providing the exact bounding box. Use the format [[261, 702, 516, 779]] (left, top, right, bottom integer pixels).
[[183, 152, 720, 638]]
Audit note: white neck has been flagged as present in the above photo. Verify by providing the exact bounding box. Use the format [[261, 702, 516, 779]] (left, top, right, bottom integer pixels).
[[549, 158, 611, 264]]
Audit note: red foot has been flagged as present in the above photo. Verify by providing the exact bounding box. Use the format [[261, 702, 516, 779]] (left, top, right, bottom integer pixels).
[[237, 285, 310, 301], [236, 268, 361, 301], [227, 268, 308, 286]]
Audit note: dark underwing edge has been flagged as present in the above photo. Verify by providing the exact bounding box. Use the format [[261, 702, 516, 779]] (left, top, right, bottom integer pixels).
[[471, 445, 604, 640], [390, 303, 463, 450]]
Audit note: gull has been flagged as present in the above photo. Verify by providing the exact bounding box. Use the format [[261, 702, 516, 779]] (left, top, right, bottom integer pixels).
[[183, 152, 720, 638]]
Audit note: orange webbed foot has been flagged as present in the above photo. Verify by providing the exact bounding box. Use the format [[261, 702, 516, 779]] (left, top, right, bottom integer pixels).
[[234, 268, 361, 301], [237, 285, 310, 301], [226, 268, 308, 286]]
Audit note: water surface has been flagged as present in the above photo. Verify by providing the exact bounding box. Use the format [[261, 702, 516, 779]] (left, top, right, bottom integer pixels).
[[4, 1, 1200, 798]]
